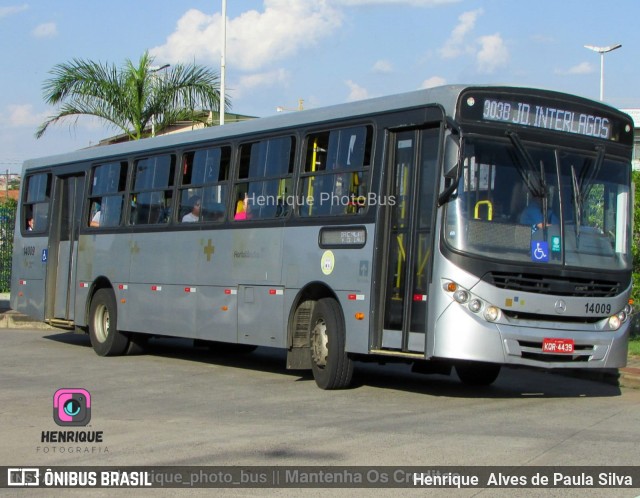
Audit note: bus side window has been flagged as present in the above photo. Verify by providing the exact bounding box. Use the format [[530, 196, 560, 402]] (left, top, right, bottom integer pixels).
[[179, 146, 230, 223], [233, 136, 295, 221], [129, 155, 175, 225], [88, 161, 128, 228], [23, 173, 51, 233], [300, 126, 371, 217]]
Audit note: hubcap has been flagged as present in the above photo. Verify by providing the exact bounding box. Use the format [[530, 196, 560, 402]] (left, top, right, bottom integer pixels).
[[310, 318, 329, 368], [94, 304, 110, 343]]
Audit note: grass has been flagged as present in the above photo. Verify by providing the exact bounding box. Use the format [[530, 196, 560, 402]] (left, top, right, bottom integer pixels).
[[629, 337, 640, 358]]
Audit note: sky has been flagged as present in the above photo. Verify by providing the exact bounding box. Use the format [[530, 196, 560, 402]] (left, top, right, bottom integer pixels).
[[1, 0, 639, 174]]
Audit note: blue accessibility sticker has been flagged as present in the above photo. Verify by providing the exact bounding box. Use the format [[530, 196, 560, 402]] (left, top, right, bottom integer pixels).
[[531, 241, 549, 262]]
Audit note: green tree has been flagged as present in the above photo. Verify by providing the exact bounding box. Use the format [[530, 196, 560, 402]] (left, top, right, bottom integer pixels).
[[632, 171, 640, 303], [36, 51, 228, 140]]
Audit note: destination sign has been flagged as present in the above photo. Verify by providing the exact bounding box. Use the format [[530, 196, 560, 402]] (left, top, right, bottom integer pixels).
[[458, 90, 633, 144], [319, 227, 366, 248]]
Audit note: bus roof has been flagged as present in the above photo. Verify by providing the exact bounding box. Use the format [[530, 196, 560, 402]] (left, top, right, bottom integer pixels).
[[21, 84, 629, 170]]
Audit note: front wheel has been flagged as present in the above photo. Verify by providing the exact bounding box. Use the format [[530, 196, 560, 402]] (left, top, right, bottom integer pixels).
[[89, 288, 129, 356], [309, 298, 353, 390], [455, 361, 501, 386]]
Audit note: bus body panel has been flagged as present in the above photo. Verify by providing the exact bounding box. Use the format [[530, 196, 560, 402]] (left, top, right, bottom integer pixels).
[[10, 234, 48, 321]]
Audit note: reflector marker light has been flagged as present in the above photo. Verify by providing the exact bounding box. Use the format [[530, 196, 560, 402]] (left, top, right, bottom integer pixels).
[[118, 284, 128, 290], [269, 289, 284, 296], [79, 282, 89, 288], [19, 280, 26, 285], [184, 287, 197, 293], [151, 285, 162, 292], [348, 294, 365, 301], [413, 294, 427, 302], [224, 289, 237, 295]]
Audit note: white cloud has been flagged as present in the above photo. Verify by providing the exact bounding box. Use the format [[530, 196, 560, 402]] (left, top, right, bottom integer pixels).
[[7, 104, 48, 127], [32, 22, 58, 39], [345, 80, 369, 101], [439, 8, 482, 59], [335, 0, 460, 5], [420, 76, 446, 89], [151, 1, 343, 72], [555, 62, 593, 76], [476, 33, 508, 73], [0, 4, 28, 19], [438, 10, 508, 74], [372, 59, 393, 73], [234, 68, 291, 100]]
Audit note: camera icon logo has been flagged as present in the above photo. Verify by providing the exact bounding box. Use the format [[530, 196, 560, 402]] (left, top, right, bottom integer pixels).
[[53, 388, 91, 426]]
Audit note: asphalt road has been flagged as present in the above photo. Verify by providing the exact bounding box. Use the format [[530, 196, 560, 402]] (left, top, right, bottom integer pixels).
[[1, 327, 640, 497]]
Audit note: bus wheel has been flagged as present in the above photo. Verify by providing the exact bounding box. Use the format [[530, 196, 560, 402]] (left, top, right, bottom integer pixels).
[[309, 298, 353, 390], [455, 362, 501, 386], [89, 288, 129, 356]]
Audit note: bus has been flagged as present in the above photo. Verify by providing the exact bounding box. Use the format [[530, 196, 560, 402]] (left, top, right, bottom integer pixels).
[[11, 85, 635, 389]]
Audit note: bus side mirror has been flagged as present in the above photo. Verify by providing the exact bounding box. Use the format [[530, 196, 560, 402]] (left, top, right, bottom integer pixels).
[[438, 132, 461, 206]]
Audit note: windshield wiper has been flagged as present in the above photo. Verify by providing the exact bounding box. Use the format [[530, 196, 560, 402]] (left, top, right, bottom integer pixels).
[[506, 131, 547, 198], [570, 146, 605, 246], [507, 131, 551, 232]]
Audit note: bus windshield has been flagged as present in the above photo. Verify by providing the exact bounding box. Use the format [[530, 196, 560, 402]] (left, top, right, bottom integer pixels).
[[444, 136, 631, 271]]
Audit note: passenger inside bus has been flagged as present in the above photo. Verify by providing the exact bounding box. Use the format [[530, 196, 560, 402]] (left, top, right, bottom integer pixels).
[[181, 196, 201, 223], [519, 198, 558, 230], [90, 202, 101, 227], [234, 192, 248, 220]]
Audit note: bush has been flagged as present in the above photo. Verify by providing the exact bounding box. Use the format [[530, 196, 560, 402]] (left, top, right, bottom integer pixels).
[[0, 199, 16, 292]]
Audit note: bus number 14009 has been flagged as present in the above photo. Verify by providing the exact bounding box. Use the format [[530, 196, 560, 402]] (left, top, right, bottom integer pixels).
[[584, 303, 611, 314]]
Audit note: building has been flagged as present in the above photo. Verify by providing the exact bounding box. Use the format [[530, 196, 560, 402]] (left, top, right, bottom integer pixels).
[[99, 110, 256, 146]]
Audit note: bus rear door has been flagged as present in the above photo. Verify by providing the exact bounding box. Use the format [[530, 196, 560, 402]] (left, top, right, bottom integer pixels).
[[46, 173, 85, 326]]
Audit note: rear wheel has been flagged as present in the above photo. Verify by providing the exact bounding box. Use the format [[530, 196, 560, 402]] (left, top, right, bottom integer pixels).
[[455, 361, 501, 386], [89, 288, 129, 356], [309, 298, 353, 389]]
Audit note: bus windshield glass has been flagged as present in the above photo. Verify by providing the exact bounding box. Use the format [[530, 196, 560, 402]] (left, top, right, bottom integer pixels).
[[444, 137, 631, 271]]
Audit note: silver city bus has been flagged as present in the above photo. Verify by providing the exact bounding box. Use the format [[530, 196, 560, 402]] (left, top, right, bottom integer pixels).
[[11, 85, 634, 389]]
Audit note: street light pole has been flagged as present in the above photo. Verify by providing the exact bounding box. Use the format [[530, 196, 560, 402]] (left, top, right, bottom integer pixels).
[[584, 44, 622, 101], [220, 0, 227, 126]]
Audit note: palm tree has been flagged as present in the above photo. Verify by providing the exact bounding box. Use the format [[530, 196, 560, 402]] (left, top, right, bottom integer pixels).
[[36, 51, 228, 140]]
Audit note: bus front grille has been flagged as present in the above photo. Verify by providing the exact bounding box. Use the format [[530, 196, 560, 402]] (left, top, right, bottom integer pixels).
[[485, 272, 620, 298]]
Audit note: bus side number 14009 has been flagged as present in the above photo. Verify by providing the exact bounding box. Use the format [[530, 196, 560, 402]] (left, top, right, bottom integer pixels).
[[584, 302, 611, 314]]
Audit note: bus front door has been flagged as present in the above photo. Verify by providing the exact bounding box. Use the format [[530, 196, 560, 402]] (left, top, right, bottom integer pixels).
[[46, 174, 85, 324], [380, 128, 440, 354]]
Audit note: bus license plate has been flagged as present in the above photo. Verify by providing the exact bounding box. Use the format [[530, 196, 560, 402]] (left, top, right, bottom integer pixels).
[[542, 338, 574, 354]]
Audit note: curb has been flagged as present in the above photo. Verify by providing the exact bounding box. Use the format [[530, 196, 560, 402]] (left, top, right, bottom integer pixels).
[[0, 310, 55, 330]]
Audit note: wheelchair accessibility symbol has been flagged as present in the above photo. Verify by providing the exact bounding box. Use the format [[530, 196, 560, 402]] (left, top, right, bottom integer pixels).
[[531, 241, 549, 262]]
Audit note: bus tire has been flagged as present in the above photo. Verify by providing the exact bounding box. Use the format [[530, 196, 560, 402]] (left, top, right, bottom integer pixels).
[[455, 361, 501, 386], [309, 297, 353, 390], [89, 288, 129, 356]]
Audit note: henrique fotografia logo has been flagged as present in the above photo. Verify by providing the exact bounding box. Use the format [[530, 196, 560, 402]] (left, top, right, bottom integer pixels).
[[53, 388, 91, 426]]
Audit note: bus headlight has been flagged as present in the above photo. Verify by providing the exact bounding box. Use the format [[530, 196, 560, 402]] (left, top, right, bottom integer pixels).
[[608, 315, 621, 331], [453, 289, 469, 304], [484, 306, 501, 322], [469, 299, 482, 313]]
